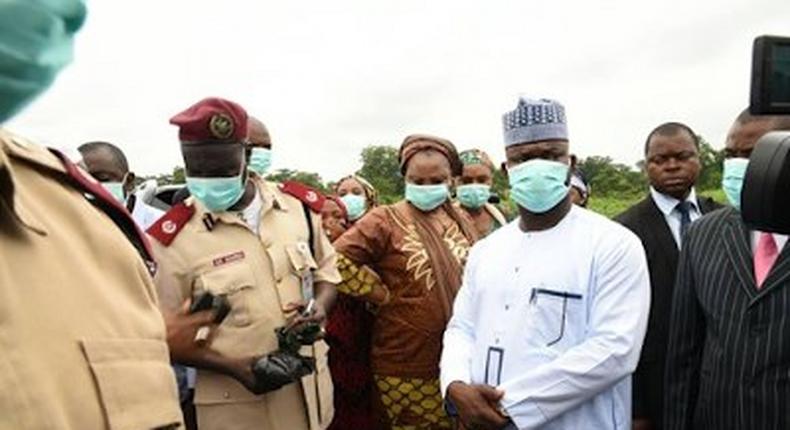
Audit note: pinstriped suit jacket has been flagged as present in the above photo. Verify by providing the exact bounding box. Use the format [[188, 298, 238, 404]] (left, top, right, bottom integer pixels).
[[664, 206, 790, 430]]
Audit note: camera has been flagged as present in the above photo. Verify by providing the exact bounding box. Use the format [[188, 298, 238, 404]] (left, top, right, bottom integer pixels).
[[741, 35, 790, 234]]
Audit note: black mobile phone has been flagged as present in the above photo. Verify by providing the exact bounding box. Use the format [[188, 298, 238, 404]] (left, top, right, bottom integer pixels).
[[189, 292, 214, 314], [189, 292, 231, 325]]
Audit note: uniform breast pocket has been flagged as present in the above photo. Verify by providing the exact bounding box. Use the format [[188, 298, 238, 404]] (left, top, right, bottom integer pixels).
[[526, 288, 585, 353], [196, 263, 258, 327], [80, 339, 183, 430]]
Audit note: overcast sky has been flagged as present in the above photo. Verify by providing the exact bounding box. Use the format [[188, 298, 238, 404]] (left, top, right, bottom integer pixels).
[[6, 0, 790, 180]]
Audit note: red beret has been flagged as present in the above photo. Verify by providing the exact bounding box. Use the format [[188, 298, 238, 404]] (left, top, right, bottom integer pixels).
[[170, 97, 248, 143]]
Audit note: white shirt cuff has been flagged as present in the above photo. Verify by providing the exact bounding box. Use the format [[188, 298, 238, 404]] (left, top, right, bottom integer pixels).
[[502, 398, 546, 430]]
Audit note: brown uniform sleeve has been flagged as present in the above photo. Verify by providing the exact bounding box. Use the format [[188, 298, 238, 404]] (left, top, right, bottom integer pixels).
[[333, 206, 392, 265], [332, 207, 393, 305], [150, 239, 192, 312]]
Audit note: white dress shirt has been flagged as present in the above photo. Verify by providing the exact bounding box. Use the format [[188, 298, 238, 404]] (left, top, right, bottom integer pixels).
[[649, 187, 702, 248], [441, 206, 650, 430], [751, 231, 789, 255], [129, 196, 165, 230]]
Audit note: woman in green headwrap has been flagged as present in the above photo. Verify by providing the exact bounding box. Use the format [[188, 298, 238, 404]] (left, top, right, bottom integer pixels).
[[455, 149, 508, 237]]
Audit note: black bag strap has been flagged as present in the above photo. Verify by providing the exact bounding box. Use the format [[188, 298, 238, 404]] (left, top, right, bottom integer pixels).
[[301, 201, 316, 260]]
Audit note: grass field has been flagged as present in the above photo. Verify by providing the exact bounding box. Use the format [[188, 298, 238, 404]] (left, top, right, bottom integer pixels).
[[588, 189, 727, 218]]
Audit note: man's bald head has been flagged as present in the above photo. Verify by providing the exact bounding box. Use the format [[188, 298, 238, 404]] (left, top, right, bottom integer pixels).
[[247, 117, 271, 149], [725, 109, 790, 159]]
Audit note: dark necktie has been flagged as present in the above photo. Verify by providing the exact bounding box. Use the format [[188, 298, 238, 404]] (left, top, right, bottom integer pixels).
[[676, 201, 693, 244]]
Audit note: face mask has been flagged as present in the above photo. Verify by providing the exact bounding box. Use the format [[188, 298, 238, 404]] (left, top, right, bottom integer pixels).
[[457, 184, 491, 209], [0, 1, 87, 123], [186, 175, 245, 213], [508, 159, 570, 213], [405, 183, 449, 212], [340, 194, 367, 221], [248, 147, 272, 176], [101, 182, 125, 204], [722, 158, 749, 210]]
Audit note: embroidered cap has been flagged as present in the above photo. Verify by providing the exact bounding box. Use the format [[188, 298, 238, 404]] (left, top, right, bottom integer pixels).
[[502, 97, 568, 147]]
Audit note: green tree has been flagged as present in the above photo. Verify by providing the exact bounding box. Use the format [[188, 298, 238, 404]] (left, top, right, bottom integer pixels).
[[696, 136, 724, 191], [171, 166, 185, 184], [142, 166, 186, 186], [577, 156, 647, 198], [266, 168, 329, 193], [357, 145, 403, 204], [491, 168, 509, 200]]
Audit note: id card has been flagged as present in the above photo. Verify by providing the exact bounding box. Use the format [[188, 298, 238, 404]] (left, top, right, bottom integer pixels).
[[301, 271, 314, 301], [485, 347, 505, 386]]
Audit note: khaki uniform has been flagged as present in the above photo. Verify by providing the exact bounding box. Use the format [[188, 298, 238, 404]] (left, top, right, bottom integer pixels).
[[150, 176, 340, 430], [0, 130, 182, 429]]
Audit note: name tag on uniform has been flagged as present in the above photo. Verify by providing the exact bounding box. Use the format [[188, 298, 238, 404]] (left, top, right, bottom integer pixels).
[[212, 251, 245, 267]]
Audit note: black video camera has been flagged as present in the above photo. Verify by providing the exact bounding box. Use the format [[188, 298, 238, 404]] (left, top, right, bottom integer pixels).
[[742, 35, 790, 234]]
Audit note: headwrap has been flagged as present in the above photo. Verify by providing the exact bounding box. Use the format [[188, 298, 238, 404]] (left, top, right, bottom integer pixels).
[[335, 174, 379, 209], [324, 195, 348, 222], [502, 97, 568, 147], [0, 0, 87, 123], [395, 135, 477, 323], [459, 149, 496, 172], [398, 134, 462, 176]]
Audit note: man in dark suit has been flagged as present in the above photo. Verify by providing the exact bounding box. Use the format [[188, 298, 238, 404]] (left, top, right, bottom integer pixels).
[[616, 122, 721, 430], [664, 110, 790, 430]]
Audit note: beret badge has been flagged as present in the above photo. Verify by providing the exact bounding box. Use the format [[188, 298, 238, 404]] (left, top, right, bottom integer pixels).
[[209, 113, 235, 139]]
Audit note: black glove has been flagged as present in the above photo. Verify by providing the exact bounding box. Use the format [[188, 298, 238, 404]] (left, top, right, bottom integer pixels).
[[250, 350, 316, 394]]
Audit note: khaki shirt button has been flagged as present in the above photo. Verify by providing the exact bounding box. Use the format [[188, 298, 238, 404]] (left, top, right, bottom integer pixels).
[[223, 391, 230, 399]]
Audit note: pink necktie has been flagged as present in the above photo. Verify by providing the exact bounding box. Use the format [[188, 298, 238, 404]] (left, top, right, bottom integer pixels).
[[754, 233, 779, 289]]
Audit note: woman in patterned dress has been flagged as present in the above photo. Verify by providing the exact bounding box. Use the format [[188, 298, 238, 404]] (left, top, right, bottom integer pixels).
[[332, 134, 478, 429], [325, 176, 385, 430]]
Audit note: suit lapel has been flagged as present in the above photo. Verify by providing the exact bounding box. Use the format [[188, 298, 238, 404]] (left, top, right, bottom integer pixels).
[[723, 210, 758, 300], [644, 197, 679, 264]]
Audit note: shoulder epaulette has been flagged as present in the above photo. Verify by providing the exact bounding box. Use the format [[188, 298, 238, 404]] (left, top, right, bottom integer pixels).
[[279, 181, 325, 213], [146, 202, 195, 246]]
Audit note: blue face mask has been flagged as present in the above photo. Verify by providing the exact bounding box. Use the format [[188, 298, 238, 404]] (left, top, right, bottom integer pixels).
[[0, 0, 87, 123], [248, 147, 272, 176], [457, 184, 491, 209], [508, 159, 570, 213], [101, 182, 125, 204], [722, 157, 749, 210], [340, 194, 367, 221], [405, 183, 449, 212], [186, 175, 245, 213]]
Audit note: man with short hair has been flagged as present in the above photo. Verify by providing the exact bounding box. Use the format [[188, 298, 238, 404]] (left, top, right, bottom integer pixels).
[[441, 97, 650, 430], [150, 97, 340, 430], [616, 122, 721, 430], [78, 140, 164, 229], [664, 110, 790, 429], [246, 117, 273, 177]]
